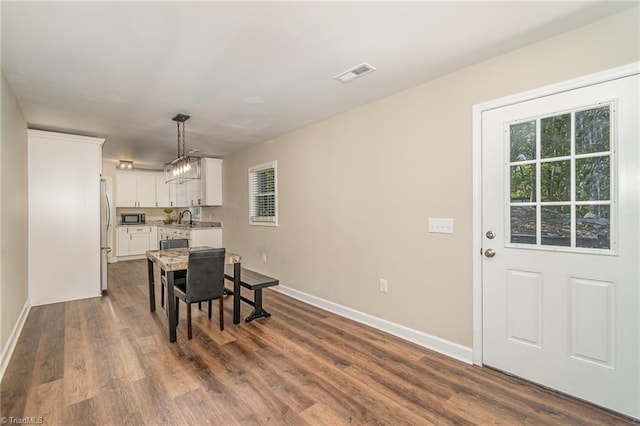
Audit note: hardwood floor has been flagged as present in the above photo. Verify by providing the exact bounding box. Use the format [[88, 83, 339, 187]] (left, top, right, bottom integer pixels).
[[1, 259, 635, 425]]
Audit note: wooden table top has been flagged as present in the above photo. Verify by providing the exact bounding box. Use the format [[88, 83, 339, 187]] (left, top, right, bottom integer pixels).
[[146, 247, 241, 272]]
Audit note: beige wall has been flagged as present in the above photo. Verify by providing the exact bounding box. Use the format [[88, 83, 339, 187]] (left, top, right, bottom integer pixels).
[[1, 71, 29, 352], [222, 9, 640, 348]]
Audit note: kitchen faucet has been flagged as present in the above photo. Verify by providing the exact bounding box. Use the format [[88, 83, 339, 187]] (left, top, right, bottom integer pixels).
[[178, 209, 193, 226]]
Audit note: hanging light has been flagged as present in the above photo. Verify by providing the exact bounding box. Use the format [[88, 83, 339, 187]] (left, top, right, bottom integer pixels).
[[164, 113, 201, 183]]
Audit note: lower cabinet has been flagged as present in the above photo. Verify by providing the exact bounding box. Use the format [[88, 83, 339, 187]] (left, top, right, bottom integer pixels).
[[157, 226, 222, 248], [116, 226, 157, 256], [190, 228, 222, 247]]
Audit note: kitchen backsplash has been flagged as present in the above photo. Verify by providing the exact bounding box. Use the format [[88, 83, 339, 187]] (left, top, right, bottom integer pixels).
[[116, 206, 223, 224]]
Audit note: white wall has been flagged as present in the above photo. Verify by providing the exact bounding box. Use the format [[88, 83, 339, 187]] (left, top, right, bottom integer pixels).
[[222, 8, 640, 349], [0, 71, 29, 369]]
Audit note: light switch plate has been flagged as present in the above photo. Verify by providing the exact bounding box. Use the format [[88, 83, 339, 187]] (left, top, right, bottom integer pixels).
[[428, 218, 454, 234]]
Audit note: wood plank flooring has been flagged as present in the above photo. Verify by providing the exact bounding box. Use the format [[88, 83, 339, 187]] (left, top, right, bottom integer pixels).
[[1, 259, 635, 425]]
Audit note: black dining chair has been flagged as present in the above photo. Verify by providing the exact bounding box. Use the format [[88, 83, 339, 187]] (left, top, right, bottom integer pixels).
[[160, 238, 189, 309], [170, 248, 226, 339]]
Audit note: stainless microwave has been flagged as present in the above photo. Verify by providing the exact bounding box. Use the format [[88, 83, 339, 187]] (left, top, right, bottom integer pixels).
[[121, 213, 145, 224]]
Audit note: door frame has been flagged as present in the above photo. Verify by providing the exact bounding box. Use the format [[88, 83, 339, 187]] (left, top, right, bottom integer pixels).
[[471, 62, 640, 365]]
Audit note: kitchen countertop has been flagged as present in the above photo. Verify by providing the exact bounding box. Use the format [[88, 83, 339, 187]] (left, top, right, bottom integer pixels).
[[117, 221, 222, 229]]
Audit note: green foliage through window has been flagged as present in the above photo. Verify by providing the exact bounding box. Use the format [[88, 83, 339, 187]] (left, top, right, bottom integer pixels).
[[508, 104, 612, 250]]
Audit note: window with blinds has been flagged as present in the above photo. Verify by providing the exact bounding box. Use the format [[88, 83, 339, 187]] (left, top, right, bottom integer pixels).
[[249, 161, 277, 226]]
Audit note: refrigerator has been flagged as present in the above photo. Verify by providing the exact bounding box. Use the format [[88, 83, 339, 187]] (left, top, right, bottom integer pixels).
[[100, 178, 113, 291]]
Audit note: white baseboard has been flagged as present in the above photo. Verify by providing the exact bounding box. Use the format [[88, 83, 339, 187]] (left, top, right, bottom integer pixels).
[[274, 285, 473, 364], [113, 254, 147, 262], [0, 299, 31, 381]]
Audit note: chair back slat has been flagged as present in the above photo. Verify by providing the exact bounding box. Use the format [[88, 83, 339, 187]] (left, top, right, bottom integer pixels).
[[160, 238, 189, 250], [185, 248, 226, 303]]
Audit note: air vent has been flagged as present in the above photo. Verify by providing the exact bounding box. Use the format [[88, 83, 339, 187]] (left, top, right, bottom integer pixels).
[[334, 63, 376, 83]]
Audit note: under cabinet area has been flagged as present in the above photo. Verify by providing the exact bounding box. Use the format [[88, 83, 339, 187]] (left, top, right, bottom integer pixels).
[[116, 226, 158, 256]]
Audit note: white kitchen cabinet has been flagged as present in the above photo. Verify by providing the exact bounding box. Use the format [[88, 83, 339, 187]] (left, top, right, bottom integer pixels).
[[115, 172, 157, 207], [157, 226, 222, 248], [169, 183, 186, 208], [185, 179, 200, 206], [116, 226, 157, 256], [159, 173, 185, 208], [155, 173, 170, 207], [149, 226, 158, 250], [191, 228, 222, 247], [180, 158, 223, 206], [200, 158, 222, 206], [159, 158, 222, 207], [129, 232, 150, 255], [137, 174, 156, 207], [116, 173, 137, 207], [116, 227, 131, 256]]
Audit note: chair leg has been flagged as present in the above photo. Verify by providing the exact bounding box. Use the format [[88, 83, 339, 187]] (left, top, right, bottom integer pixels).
[[208, 300, 212, 319], [198, 301, 202, 311], [175, 298, 179, 324], [219, 297, 224, 331], [187, 304, 192, 340], [161, 284, 165, 308]]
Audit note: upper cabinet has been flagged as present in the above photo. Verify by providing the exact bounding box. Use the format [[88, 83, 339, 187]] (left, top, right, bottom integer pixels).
[[178, 158, 223, 207], [201, 158, 223, 206], [155, 174, 171, 207], [115, 172, 156, 207], [115, 158, 222, 208]]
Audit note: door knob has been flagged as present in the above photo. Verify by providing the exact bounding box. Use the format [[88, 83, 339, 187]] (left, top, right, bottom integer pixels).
[[486, 230, 495, 239], [484, 248, 496, 258]]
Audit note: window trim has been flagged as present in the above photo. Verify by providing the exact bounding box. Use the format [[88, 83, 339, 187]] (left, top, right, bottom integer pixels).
[[248, 160, 278, 227]]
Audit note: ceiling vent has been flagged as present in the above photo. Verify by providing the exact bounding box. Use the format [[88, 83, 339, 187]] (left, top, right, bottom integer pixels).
[[334, 63, 376, 83]]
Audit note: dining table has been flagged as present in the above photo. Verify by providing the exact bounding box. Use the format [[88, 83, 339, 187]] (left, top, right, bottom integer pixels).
[[146, 246, 242, 342]]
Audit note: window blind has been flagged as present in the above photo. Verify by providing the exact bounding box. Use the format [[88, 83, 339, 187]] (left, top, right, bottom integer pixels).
[[249, 161, 277, 225]]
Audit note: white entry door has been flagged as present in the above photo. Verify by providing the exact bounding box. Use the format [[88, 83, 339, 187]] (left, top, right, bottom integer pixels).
[[481, 74, 639, 418]]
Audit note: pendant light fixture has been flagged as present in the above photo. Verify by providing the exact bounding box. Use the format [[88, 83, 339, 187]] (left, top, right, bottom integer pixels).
[[164, 113, 201, 184]]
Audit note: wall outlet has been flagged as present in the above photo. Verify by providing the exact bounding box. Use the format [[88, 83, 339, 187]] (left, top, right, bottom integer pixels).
[[428, 217, 454, 234], [379, 278, 388, 293], [262, 252, 267, 263]]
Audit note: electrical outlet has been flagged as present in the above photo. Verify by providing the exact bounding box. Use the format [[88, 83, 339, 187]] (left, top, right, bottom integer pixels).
[[379, 278, 388, 293], [262, 252, 267, 263]]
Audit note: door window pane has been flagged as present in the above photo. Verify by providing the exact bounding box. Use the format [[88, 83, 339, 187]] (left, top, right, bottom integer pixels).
[[576, 156, 610, 201], [576, 205, 610, 249], [541, 206, 571, 247], [510, 121, 536, 162], [541, 160, 570, 202], [511, 206, 536, 244], [576, 106, 610, 154], [507, 103, 613, 252], [541, 114, 570, 158], [510, 164, 536, 203]]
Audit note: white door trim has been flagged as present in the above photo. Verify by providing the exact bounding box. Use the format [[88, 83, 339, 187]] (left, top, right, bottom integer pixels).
[[471, 62, 640, 365]]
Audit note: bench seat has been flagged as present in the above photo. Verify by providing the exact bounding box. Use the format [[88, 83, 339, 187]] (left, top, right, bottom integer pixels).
[[224, 265, 279, 322]]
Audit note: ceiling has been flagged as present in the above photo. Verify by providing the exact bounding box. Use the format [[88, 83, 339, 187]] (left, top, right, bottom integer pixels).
[[2, 1, 635, 169]]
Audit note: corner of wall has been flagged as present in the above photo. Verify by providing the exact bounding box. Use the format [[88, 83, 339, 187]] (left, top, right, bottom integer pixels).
[[1, 70, 30, 364]]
